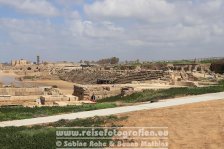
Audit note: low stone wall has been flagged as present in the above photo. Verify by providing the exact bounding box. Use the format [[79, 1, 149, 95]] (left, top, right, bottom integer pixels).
[[0, 95, 38, 106], [0, 88, 44, 96], [41, 95, 78, 101], [0, 95, 78, 106]]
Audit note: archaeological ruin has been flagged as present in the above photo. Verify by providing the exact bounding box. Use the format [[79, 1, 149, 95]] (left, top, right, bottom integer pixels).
[[0, 58, 224, 105]]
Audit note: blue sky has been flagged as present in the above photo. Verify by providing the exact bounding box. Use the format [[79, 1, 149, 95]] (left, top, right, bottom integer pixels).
[[0, 0, 224, 62]]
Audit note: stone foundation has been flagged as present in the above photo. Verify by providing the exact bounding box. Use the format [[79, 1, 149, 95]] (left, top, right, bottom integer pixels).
[[0, 87, 78, 107], [73, 85, 121, 100], [0, 88, 44, 96]]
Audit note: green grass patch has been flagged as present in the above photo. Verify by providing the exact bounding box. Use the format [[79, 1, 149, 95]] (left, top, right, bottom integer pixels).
[[0, 116, 125, 149], [99, 81, 224, 103], [0, 103, 116, 121], [23, 76, 37, 80]]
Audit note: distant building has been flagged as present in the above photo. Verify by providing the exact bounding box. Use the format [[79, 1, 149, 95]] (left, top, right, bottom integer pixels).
[[11, 59, 30, 66], [37, 55, 40, 65]]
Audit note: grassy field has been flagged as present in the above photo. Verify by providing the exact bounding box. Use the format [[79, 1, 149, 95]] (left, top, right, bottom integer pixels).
[[0, 116, 125, 149], [0, 103, 116, 121], [99, 80, 224, 103]]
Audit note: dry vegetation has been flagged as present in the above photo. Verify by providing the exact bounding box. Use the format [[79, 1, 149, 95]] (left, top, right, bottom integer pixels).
[[115, 100, 224, 148]]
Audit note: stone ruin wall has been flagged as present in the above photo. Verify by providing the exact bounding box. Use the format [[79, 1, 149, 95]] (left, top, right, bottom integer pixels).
[[11, 59, 30, 67], [72, 64, 216, 101], [169, 64, 210, 72], [59, 69, 124, 84], [0, 87, 78, 107], [0, 88, 44, 96], [58, 63, 211, 85], [60, 69, 170, 85], [0, 95, 78, 107], [113, 70, 170, 84], [73, 85, 121, 100]]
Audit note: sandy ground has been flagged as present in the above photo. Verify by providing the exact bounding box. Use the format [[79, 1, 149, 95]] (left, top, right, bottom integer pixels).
[[0, 71, 18, 76], [0, 71, 19, 79], [0, 71, 19, 85], [23, 80, 75, 95], [115, 100, 224, 149], [0, 71, 74, 94]]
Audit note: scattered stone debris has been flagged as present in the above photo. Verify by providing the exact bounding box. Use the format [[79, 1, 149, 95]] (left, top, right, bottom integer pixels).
[[121, 87, 135, 96]]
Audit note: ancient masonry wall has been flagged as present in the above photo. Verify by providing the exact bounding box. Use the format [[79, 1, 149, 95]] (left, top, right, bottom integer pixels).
[[0, 95, 78, 106], [73, 85, 121, 100], [114, 70, 169, 84]]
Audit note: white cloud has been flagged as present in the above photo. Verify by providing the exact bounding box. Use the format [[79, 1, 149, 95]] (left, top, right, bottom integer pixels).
[[1, 0, 224, 61], [83, 0, 224, 45], [199, 0, 223, 13], [84, 0, 176, 22], [69, 20, 124, 38], [56, 0, 86, 6], [0, 18, 74, 50], [0, 0, 59, 16]]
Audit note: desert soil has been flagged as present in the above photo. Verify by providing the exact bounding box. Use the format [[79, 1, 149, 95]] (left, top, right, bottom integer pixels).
[[115, 99, 224, 149], [23, 79, 75, 94], [0, 71, 74, 94]]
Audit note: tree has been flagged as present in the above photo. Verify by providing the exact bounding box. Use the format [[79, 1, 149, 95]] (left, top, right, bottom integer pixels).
[[96, 57, 119, 65], [110, 57, 119, 64], [84, 61, 90, 65]]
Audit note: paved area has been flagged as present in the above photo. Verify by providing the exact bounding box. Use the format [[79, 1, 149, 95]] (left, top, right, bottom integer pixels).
[[1, 92, 224, 127]]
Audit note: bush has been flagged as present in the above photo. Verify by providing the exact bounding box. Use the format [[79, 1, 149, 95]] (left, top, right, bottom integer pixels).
[[23, 76, 36, 80], [52, 85, 58, 88]]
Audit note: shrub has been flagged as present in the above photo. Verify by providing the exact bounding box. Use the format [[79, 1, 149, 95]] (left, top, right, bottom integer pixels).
[[52, 85, 58, 88]]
